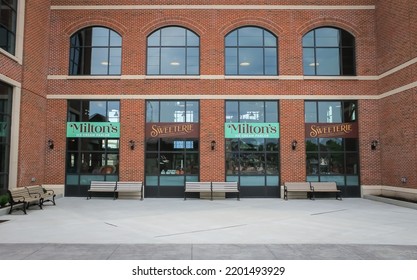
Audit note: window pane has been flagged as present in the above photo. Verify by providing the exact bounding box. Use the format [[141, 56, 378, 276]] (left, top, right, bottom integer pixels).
[[346, 154, 359, 174], [225, 101, 238, 123], [238, 27, 263, 46], [341, 47, 355, 75], [315, 28, 339, 47], [225, 48, 238, 75], [341, 30, 355, 47], [109, 30, 122, 46], [316, 48, 340, 75], [109, 48, 121, 75], [318, 102, 342, 123], [265, 101, 278, 122], [264, 32, 277, 47], [302, 31, 314, 47], [161, 48, 186, 75], [239, 48, 263, 75], [306, 138, 318, 152], [187, 31, 199, 46], [239, 101, 264, 122], [90, 48, 109, 75], [146, 101, 159, 122], [305, 101, 317, 123], [160, 101, 185, 122], [264, 48, 277, 75], [225, 30, 238, 46], [148, 31, 160, 46], [319, 138, 343, 152], [108, 101, 120, 122], [161, 27, 186, 46], [186, 47, 199, 75], [303, 48, 316, 75], [92, 27, 110, 46], [185, 101, 199, 122], [147, 48, 160, 75]]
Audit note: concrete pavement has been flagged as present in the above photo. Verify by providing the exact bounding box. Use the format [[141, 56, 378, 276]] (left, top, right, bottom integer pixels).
[[1, 197, 417, 259]]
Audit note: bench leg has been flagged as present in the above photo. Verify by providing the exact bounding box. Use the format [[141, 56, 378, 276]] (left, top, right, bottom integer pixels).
[[284, 189, 288, 200]]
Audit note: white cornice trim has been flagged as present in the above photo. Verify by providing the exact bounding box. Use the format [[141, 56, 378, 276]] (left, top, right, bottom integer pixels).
[[50, 5, 375, 11], [0, 74, 21, 87], [45, 94, 379, 100]]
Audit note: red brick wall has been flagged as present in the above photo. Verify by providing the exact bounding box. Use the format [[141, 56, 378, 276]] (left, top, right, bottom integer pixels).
[[200, 100, 225, 182], [375, 0, 417, 189], [119, 99, 145, 181], [14, 0, 417, 192], [280, 99, 306, 183], [17, 0, 51, 186]]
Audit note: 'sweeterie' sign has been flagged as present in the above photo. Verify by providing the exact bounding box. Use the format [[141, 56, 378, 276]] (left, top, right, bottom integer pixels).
[[146, 123, 199, 138], [305, 122, 358, 138], [67, 122, 120, 138], [225, 123, 280, 138]]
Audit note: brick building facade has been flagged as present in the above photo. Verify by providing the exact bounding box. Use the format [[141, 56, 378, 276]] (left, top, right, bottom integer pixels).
[[1, 0, 416, 198]]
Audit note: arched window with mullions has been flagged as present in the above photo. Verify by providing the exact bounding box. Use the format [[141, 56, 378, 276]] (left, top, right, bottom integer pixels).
[[303, 27, 355, 76], [225, 26, 278, 76], [147, 26, 200, 75], [69, 26, 122, 75]]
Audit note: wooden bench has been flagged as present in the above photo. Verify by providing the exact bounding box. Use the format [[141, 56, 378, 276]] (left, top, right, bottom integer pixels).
[[7, 187, 42, 214], [283, 182, 312, 200], [26, 185, 56, 206], [87, 181, 117, 200], [184, 182, 212, 200], [211, 182, 240, 201], [310, 182, 342, 200], [116, 181, 144, 200]]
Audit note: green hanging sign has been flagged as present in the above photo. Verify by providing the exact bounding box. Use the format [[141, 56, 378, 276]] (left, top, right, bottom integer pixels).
[[66, 122, 120, 138], [225, 123, 280, 138]]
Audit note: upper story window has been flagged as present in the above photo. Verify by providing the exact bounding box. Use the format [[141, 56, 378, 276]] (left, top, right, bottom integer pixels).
[[147, 26, 200, 75], [69, 26, 122, 75], [225, 26, 277, 76], [0, 0, 17, 55], [303, 27, 355, 76]]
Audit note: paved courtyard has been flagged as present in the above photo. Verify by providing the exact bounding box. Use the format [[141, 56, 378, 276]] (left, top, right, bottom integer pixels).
[[1, 197, 417, 259]]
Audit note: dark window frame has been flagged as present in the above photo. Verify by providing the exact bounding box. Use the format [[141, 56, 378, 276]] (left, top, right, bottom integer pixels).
[[302, 27, 356, 76], [146, 26, 200, 76], [0, 0, 17, 55], [69, 26, 122, 76], [225, 26, 278, 76], [225, 100, 280, 187]]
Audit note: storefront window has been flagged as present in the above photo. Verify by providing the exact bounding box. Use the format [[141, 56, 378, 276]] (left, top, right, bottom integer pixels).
[[145, 100, 200, 197], [0, 82, 12, 194], [225, 101, 280, 196], [66, 100, 120, 197], [305, 100, 359, 196]]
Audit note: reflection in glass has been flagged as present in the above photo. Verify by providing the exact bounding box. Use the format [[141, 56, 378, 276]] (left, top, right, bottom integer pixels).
[[225, 26, 277, 75], [69, 27, 122, 75], [303, 27, 355, 76], [147, 26, 200, 75], [146, 101, 199, 123]]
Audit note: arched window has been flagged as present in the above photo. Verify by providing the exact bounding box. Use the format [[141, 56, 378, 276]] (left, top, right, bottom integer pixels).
[[303, 27, 355, 76], [0, 0, 17, 55], [147, 26, 200, 75], [225, 26, 277, 75], [69, 27, 122, 75]]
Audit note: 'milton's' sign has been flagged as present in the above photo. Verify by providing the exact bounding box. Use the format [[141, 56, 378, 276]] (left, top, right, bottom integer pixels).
[[305, 122, 358, 138], [146, 123, 199, 138], [225, 123, 280, 138], [67, 122, 120, 138]]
